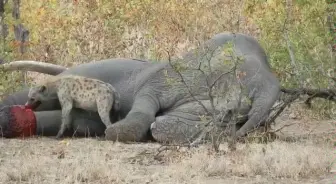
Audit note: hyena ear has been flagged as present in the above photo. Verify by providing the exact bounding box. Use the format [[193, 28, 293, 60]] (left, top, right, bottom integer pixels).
[[39, 85, 46, 93]]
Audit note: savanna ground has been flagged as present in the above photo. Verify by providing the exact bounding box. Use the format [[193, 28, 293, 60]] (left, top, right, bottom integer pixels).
[[1, 0, 336, 183], [0, 105, 335, 184]]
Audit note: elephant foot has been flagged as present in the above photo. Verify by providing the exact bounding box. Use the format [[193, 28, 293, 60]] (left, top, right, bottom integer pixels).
[[150, 121, 172, 143], [150, 116, 201, 144], [104, 111, 156, 142], [104, 122, 139, 142]]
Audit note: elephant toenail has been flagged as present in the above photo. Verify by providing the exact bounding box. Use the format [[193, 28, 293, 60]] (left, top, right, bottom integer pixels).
[[150, 122, 156, 130]]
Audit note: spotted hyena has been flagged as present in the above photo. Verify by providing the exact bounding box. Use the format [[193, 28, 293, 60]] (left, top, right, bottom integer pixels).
[[26, 75, 120, 139]]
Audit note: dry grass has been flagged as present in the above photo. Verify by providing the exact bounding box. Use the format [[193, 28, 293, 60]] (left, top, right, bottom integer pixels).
[[16, 0, 258, 65], [2, 0, 335, 119], [0, 135, 334, 184], [167, 141, 334, 179], [0, 1, 335, 183]]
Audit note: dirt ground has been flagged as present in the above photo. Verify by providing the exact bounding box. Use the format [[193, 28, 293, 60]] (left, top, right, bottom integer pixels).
[[0, 104, 336, 184]]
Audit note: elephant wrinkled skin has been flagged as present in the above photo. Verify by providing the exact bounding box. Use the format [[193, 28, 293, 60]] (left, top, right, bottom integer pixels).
[[0, 32, 280, 143]]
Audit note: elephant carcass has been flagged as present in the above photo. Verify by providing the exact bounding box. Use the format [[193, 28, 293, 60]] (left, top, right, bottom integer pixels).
[[178, 32, 281, 138], [0, 33, 280, 143], [104, 32, 280, 143]]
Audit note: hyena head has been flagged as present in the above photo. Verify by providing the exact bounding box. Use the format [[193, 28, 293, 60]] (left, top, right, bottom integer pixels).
[[26, 85, 56, 106]]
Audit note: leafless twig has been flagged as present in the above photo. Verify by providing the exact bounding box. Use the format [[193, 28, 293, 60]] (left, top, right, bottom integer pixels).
[[265, 93, 300, 125], [166, 50, 212, 117], [165, 46, 240, 151], [270, 123, 296, 133]]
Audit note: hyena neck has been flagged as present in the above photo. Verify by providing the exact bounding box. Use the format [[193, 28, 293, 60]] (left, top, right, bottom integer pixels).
[[42, 76, 64, 97]]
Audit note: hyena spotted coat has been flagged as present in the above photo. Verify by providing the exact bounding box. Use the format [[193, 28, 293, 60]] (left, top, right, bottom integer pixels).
[[26, 75, 120, 139]]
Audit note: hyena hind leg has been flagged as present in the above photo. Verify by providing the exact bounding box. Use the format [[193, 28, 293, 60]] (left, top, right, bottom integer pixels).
[[96, 96, 114, 128], [56, 100, 73, 139]]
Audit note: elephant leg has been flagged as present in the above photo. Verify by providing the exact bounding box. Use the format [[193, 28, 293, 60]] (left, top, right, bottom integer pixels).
[[35, 109, 106, 137], [104, 93, 159, 142], [150, 101, 252, 144]]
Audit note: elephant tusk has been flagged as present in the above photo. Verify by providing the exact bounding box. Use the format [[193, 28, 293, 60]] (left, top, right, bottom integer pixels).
[[1, 60, 68, 75]]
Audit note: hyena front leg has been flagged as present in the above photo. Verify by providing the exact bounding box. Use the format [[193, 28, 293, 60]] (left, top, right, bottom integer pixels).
[[96, 96, 113, 128], [56, 97, 73, 139]]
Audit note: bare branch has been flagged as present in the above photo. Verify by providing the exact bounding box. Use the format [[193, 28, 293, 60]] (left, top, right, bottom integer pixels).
[[280, 87, 336, 103], [167, 50, 212, 117], [267, 93, 300, 124], [193, 58, 217, 112], [282, 0, 306, 88], [165, 46, 240, 151], [284, 32, 297, 70], [187, 48, 242, 149], [284, 0, 296, 66], [163, 40, 255, 152], [200, 62, 237, 114]]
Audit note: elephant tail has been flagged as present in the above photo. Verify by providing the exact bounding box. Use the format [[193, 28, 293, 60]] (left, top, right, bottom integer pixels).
[[1, 60, 67, 75]]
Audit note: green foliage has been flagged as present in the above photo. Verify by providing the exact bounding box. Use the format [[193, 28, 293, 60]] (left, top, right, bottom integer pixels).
[[0, 1, 27, 98], [243, 0, 336, 117], [220, 41, 245, 69], [0, 0, 334, 116], [244, 0, 334, 88]]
